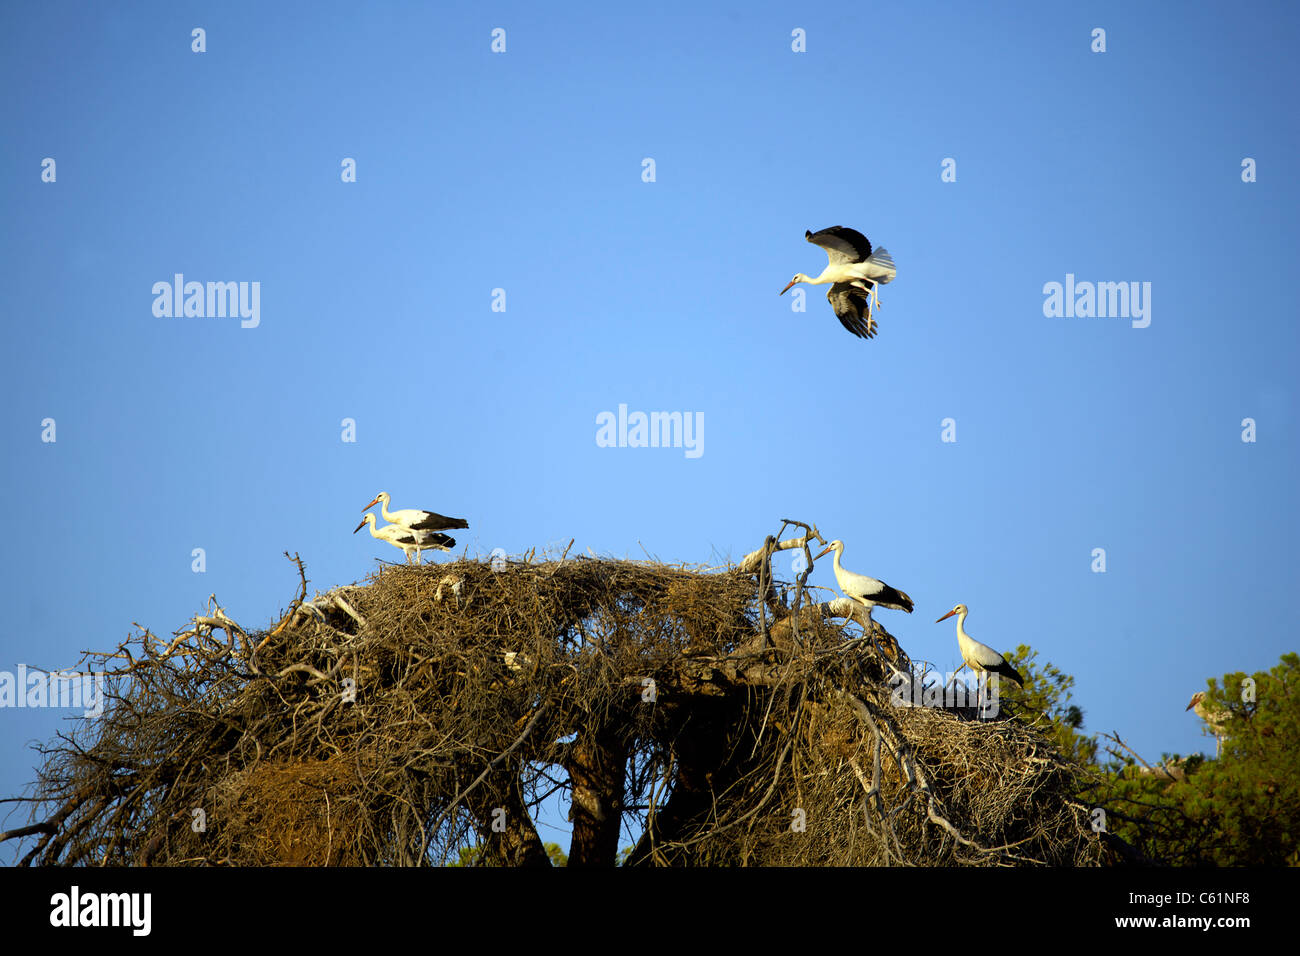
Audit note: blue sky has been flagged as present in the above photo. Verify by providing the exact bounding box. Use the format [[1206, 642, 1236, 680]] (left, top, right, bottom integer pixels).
[[2, 1, 1297, 863]]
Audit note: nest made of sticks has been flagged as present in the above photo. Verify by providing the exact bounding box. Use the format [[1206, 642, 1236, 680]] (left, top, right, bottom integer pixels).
[[6, 522, 1103, 867]]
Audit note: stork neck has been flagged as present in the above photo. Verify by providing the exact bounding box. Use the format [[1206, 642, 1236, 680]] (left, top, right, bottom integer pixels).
[[955, 610, 970, 642]]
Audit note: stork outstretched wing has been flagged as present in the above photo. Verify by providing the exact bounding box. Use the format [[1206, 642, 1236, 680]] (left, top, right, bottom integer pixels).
[[806, 226, 874, 265], [826, 283, 877, 339]]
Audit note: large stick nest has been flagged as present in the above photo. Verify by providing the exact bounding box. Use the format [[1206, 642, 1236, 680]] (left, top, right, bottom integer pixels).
[[7, 523, 1103, 866]]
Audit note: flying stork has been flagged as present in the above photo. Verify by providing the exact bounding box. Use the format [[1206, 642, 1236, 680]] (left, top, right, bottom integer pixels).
[[362, 492, 469, 534], [780, 226, 897, 339], [813, 539, 914, 625], [935, 604, 1024, 717], [354, 513, 456, 564]]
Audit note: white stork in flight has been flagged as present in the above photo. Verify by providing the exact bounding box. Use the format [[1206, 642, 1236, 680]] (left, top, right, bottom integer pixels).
[[780, 226, 897, 339], [362, 492, 469, 534], [935, 604, 1024, 716], [814, 539, 914, 625], [354, 513, 456, 564]]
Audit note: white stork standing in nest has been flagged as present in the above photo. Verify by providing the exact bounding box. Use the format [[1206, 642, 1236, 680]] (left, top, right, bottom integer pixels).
[[354, 513, 456, 564], [814, 539, 914, 627], [935, 604, 1024, 717], [780, 226, 897, 339], [362, 492, 468, 534]]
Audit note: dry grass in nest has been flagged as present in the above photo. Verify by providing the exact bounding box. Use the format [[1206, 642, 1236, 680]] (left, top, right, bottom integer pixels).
[[5, 524, 1104, 867]]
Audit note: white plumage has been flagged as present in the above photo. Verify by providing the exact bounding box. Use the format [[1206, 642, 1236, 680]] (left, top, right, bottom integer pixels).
[[814, 539, 913, 624], [780, 226, 898, 339], [362, 491, 468, 534], [935, 604, 1023, 716], [354, 513, 455, 564], [935, 604, 1024, 686], [1186, 691, 1229, 756]]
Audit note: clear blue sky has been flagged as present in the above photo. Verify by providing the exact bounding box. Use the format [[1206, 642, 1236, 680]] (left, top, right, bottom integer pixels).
[[2, 1, 1297, 863]]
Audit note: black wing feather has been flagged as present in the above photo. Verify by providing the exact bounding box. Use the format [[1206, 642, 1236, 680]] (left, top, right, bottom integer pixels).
[[806, 225, 873, 262], [826, 283, 877, 339], [989, 660, 1025, 688], [871, 584, 913, 613], [408, 512, 470, 531]]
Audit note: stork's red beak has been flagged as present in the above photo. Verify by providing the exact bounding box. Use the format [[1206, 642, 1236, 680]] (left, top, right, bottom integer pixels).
[[353, 519, 367, 534], [813, 545, 832, 561], [779, 279, 798, 295], [936, 609, 957, 623], [362, 497, 381, 512]]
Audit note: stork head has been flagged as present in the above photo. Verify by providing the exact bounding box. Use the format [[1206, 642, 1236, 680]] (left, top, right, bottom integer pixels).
[[362, 492, 388, 512], [813, 539, 844, 561], [936, 603, 967, 623], [1186, 691, 1206, 712], [353, 514, 374, 534], [780, 274, 810, 295]]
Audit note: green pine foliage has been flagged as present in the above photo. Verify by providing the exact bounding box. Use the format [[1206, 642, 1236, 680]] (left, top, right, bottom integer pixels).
[[996, 646, 1298, 865], [1003, 644, 1099, 766], [1098, 654, 1299, 865]]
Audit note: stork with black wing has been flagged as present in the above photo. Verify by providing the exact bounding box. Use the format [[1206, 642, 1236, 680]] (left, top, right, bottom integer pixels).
[[780, 226, 897, 339]]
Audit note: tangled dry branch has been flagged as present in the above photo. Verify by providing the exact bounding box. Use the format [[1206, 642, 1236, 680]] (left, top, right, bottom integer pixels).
[[4, 524, 1102, 866]]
